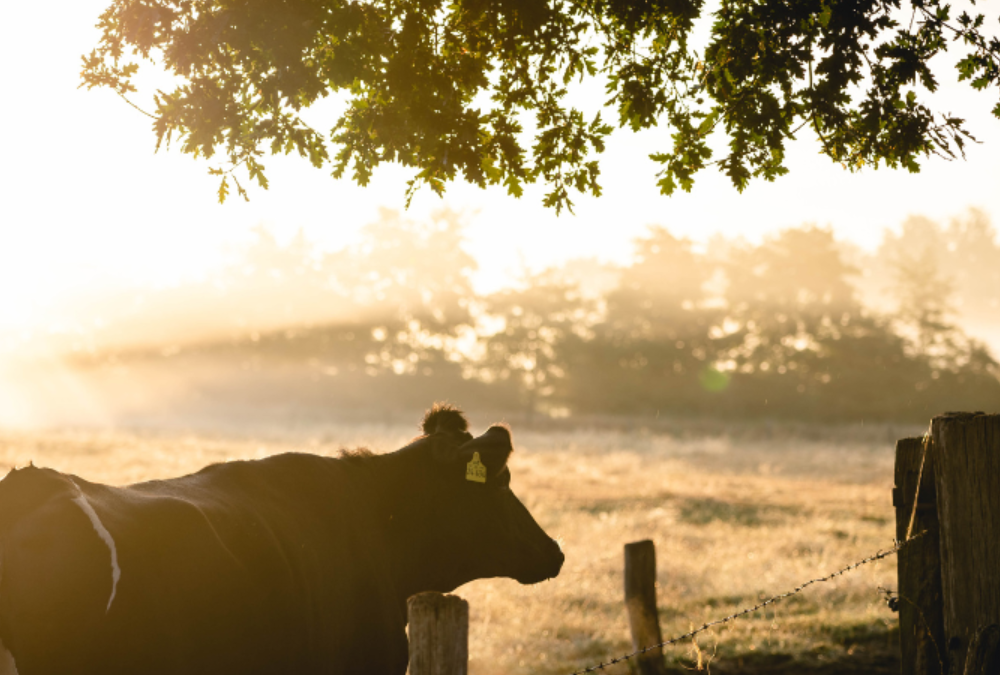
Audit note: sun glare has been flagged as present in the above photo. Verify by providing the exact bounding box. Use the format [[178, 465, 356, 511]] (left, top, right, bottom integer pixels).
[[0, 357, 114, 428]]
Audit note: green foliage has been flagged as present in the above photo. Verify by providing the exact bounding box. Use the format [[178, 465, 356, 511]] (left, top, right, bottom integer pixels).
[[81, 0, 1000, 209]]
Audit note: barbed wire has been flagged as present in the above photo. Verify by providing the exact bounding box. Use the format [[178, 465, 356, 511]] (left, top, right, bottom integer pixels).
[[569, 532, 926, 675]]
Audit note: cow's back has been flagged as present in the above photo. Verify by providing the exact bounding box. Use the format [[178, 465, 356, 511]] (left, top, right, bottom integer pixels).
[[1, 454, 407, 675]]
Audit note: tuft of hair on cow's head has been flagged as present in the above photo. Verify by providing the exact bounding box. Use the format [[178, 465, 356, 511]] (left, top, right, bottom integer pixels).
[[421, 403, 469, 435], [416, 404, 511, 483]]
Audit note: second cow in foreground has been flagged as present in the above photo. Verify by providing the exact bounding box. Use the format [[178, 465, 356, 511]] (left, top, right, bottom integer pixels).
[[0, 405, 563, 675]]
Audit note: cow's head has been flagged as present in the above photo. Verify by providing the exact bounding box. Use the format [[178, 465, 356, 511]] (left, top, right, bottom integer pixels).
[[390, 404, 563, 596]]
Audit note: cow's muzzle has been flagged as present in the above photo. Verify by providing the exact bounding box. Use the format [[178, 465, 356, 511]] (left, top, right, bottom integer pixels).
[[515, 538, 564, 584]]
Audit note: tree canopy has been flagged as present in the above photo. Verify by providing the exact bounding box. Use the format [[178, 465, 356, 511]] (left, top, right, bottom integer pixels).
[[82, 0, 1000, 212]]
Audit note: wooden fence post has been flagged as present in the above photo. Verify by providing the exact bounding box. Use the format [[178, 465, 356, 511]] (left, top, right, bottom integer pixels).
[[407, 592, 469, 675], [894, 436, 945, 675], [962, 624, 1000, 675], [624, 540, 668, 675], [930, 412, 1000, 675]]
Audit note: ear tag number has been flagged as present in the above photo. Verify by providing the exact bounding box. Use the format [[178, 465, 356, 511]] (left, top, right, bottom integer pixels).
[[466, 452, 487, 483]]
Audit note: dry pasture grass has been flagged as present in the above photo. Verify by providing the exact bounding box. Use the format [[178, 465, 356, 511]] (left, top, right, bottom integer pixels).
[[0, 420, 921, 674]]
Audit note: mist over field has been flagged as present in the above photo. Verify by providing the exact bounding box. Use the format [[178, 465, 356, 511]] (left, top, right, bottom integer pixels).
[[1, 207, 997, 430]]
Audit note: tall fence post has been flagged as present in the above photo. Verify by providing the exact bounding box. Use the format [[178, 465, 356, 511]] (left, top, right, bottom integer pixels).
[[624, 540, 668, 675], [407, 592, 469, 675], [930, 412, 1000, 675], [963, 624, 1000, 675], [894, 436, 945, 675]]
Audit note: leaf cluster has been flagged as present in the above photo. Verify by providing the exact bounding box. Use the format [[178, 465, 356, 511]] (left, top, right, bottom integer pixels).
[[81, 0, 1000, 208]]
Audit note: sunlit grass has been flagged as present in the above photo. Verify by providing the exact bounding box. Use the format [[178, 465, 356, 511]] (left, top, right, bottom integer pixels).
[[0, 421, 917, 674]]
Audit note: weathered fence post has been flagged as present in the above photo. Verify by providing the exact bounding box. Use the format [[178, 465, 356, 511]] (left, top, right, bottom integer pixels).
[[962, 624, 1000, 675], [624, 540, 668, 675], [930, 412, 1000, 675], [407, 592, 469, 675], [894, 436, 946, 675]]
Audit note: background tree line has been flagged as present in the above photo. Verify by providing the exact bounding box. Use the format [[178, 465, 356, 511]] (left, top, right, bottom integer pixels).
[[64, 209, 1000, 424]]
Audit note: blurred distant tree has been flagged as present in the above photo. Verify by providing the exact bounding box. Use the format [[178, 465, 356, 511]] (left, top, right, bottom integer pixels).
[[726, 227, 857, 312], [889, 246, 957, 357], [219, 226, 338, 326], [477, 270, 591, 421], [67, 215, 1000, 422], [333, 209, 476, 330], [329, 209, 478, 375], [81, 0, 1000, 212], [720, 226, 863, 395], [69, 225, 356, 352], [713, 223, 1000, 418], [886, 237, 998, 380], [239, 226, 319, 277], [605, 227, 711, 340], [881, 215, 948, 258], [559, 222, 1000, 420], [566, 227, 723, 414], [944, 209, 1000, 318], [875, 209, 1000, 338], [548, 257, 620, 301]]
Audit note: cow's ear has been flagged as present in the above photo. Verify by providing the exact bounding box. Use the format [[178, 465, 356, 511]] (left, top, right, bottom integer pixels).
[[422, 403, 469, 435], [457, 426, 513, 479]]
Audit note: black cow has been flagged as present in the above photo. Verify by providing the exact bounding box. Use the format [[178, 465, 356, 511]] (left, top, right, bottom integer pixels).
[[0, 405, 563, 675]]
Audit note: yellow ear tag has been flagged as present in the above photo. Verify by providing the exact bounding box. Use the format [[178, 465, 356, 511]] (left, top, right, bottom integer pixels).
[[466, 452, 487, 483]]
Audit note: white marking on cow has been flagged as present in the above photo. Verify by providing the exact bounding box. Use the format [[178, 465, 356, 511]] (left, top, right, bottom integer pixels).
[[0, 635, 18, 675], [69, 489, 120, 613]]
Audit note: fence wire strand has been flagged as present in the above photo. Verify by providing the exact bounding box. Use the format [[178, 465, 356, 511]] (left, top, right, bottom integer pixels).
[[569, 532, 925, 675]]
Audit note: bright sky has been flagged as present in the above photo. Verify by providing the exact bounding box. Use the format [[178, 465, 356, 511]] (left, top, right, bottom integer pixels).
[[2, 0, 999, 336]]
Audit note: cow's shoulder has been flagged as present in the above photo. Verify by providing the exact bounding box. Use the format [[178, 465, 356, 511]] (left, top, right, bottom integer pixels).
[[0, 465, 82, 533], [174, 452, 350, 500], [122, 452, 369, 533]]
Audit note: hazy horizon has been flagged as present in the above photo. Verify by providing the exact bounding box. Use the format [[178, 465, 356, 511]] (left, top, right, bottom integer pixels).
[[1, 210, 996, 429], [3, 207, 998, 358]]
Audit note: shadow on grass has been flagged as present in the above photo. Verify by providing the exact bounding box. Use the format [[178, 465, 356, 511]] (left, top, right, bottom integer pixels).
[[664, 624, 900, 675], [678, 497, 804, 527], [541, 624, 899, 675]]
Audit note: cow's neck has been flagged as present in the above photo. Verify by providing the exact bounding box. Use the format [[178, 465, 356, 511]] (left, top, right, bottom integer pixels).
[[356, 448, 456, 608]]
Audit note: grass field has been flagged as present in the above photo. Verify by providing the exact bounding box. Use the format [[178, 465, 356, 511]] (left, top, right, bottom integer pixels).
[[0, 418, 923, 674]]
